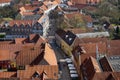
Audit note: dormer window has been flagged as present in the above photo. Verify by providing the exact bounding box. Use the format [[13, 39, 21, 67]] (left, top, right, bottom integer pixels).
[[20, 24, 24, 27], [26, 24, 30, 27], [32, 71, 40, 78], [13, 24, 18, 27]]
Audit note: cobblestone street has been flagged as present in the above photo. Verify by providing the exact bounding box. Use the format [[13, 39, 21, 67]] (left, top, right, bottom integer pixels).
[[50, 43, 71, 80]]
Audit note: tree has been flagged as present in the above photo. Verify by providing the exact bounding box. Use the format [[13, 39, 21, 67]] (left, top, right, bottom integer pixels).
[[68, 14, 86, 28], [98, 0, 120, 24], [115, 26, 119, 34], [0, 6, 18, 19]]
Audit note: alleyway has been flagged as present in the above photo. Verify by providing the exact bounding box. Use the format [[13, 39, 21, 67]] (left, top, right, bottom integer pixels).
[[50, 43, 71, 80]]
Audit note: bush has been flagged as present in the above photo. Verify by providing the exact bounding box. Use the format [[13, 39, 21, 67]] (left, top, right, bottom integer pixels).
[[0, 34, 5, 38]]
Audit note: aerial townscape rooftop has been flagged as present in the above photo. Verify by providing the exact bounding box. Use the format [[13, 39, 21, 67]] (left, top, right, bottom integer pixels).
[[0, 0, 120, 80]]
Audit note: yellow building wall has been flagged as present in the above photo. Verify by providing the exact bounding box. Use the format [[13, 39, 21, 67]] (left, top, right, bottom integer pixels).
[[61, 40, 73, 56], [55, 34, 78, 56]]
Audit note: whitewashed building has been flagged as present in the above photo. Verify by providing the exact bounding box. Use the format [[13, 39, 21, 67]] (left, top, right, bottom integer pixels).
[[76, 32, 110, 38], [0, 0, 11, 7]]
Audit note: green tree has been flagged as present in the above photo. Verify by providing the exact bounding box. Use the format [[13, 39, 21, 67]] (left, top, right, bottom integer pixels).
[[116, 26, 119, 34], [98, 0, 120, 24], [0, 6, 18, 19]]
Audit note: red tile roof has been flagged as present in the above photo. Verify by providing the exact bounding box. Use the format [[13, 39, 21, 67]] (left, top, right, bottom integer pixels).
[[21, 12, 34, 16], [0, 50, 12, 61], [0, 34, 45, 63], [15, 38, 26, 44], [17, 65, 58, 79], [106, 40, 120, 56], [71, 4, 87, 9], [79, 38, 107, 44], [0, 44, 22, 61], [107, 47, 120, 56], [44, 43, 57, 65], [79, 42, 107, 55], [81, 56, 101, 80], [0, 0, 11, 3], [109, 40, 120, 47], [0, 72, 16, 78], [43, 1, 58, 7], [80, 53, 95, 64], [9, 20, 35, 26], [55, 0, 61, 4], [11, 35, 57, 66], [29, 34, 40, 43], [16, 47, 42, 65], [19, 5, 46, 16], [92, 72, 120, 80], [99, 56, 113, 72], [20, 5, 38, 11], [81, 56, 120, 80], [71, 0, 86, 4]]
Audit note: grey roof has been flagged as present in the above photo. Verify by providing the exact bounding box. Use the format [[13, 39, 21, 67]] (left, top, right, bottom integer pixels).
[[22, 15, 42, 20], [108, 56, 120, 72], [56, 29, 76, 46]]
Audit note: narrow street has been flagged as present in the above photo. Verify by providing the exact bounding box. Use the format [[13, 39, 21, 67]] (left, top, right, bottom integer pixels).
[[50, 42, 71, 80]]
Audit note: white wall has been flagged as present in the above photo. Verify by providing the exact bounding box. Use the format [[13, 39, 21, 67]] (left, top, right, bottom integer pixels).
[[0, 2, 10, 7]]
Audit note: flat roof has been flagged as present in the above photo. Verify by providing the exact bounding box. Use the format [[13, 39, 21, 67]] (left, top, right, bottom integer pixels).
[[76, 32, 109, 38]]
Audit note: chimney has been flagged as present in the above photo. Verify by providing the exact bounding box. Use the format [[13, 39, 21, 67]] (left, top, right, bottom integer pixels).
[[65, 35, 68, 38]]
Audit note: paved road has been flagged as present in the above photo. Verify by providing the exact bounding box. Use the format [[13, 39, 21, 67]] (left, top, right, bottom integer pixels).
[[50, 43, 71, 80]]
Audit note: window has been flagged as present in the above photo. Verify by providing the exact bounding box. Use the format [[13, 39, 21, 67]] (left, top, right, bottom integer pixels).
[[32, 71, 40, 78], [13, 24, 17, 27], [12, 29, 14, 31], [15, 29, 17, 31], [18, 29, 20, 31], [84, 76, 88, 80], [18, 65, 25, 70]]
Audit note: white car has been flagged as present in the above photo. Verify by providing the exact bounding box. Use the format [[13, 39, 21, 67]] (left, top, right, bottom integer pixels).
[[65, 58, 72, 63], [70, 74, 79, 77], [68, 66, 76, 70], [70, 70, 77, 74], [68, 64, 74, 67]]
